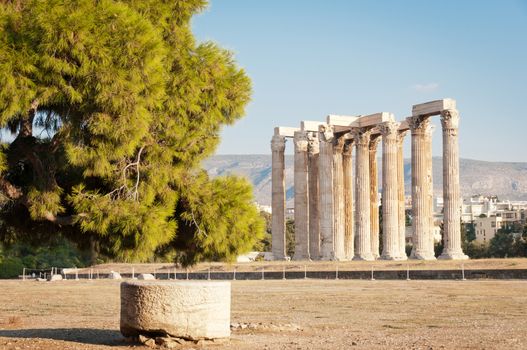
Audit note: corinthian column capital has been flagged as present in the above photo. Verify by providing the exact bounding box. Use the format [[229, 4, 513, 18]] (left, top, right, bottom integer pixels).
[[307, 132, 319, 155], [343, 139, 354, 156], [379, 121, 400, 138], [407, 116, 430, 135], [294, 131, 309, 152], [440, 109, 460, 130], [352, 128, 372, 147], [369, 134, 381, 151], [319, 124, 335, 143], [333, 135, 346, 154], [271, 135, 286, 152]]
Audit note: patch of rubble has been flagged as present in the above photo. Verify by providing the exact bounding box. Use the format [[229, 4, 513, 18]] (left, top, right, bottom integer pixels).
[[124, 334, 228, 348], [230, 322, 303, 332]]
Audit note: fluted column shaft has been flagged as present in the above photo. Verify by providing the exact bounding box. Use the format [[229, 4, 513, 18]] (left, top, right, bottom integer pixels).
[[439, 109, 468, 260], [333, 136, 346, 260], [318, 125, 335, 260], [408, 117, 436, 260], [426, 125, 435, 255], [271, 135, 287, 260], [397, 131, 408, 260], [353, 128, 374, 261], [343, 140, 354, 260], [380, 122, 400, 260], [307, 133, 320, 260], [369, 136, 381, 259], [293, 131, 310, 260]]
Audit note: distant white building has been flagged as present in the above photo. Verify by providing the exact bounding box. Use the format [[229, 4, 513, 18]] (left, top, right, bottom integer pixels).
[[461, 195, 527, 224], [405, 223, 442, 245], [474, 216, 503, 244], [255, 202, 272, 214]]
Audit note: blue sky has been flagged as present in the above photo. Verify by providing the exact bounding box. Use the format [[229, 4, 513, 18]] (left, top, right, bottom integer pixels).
[[193, 0, 527, 162]]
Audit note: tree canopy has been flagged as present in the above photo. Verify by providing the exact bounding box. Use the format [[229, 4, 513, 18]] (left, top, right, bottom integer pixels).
[[0, 0, 263, 265]]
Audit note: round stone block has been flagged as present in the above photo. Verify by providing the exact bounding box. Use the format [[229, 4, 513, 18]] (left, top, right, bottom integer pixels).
[[120, 281, 231, 340]]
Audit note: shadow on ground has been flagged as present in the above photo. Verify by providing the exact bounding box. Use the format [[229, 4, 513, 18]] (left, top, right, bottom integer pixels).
[[0, 328, 125, 346]]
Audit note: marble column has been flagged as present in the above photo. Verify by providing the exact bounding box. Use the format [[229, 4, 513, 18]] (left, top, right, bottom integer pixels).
[[380, 121, 400, 260], [369, 135, 381, 259], [353, 128, 374, 261], [397, 130, 408, 260], [307, 132, 320, 260], [293, 131, 310, 260], [408, 116, 436, 260], [343, 140, 354, 260], [439, 109, 468, 260], [333, 136, 346, 260], [425, 124, 436, 256], [318, 125, 335, 260], [271, 134, 287, 260]]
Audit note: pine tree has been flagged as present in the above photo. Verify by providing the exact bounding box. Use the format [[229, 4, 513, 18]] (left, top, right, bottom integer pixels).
[[0, 0, 263, 264]]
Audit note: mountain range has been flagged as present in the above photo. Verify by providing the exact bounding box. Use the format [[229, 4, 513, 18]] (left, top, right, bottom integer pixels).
[[203, 155, 527, 206]]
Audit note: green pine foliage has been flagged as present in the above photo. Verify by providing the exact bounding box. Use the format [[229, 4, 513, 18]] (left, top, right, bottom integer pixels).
[[0, 0, 263, 265], [162, 173, 264, 266]]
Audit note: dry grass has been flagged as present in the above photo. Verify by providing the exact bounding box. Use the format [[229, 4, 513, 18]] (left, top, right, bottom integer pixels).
[[0, 316, 23, 329], [0, 279, 526, 349]]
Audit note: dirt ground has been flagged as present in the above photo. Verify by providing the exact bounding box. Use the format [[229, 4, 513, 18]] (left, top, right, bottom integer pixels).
[[0, 278, 526, 350]]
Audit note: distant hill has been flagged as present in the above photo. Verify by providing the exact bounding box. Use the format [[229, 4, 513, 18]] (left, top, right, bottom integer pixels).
[[203, 155, 527, 206]]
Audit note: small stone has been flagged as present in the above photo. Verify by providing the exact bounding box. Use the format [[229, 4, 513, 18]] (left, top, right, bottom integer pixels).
[[47, 274, 63, 282], [352, 341, 358, 346], [109, 271, 122, 279], [240, 323, 248, 329], [165, 342, 179, 349], [138, 334, 150, 344], [144, 338, 156, 348], [156, 337, 180, 349], [138, 273, 156, 280]]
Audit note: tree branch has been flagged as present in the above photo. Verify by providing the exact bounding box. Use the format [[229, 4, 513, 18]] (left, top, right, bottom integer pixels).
[[107, 145, 145, 201], [43, 211, 88, 226]]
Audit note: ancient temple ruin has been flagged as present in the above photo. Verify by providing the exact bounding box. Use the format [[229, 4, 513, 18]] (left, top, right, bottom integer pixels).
[[270, 99, 468, 261]]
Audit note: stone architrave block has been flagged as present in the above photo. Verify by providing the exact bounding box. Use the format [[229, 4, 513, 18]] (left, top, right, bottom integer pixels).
[[120, 281, 231, 340], [274, 126, 299, 137], [412, 98, 456, 117]]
